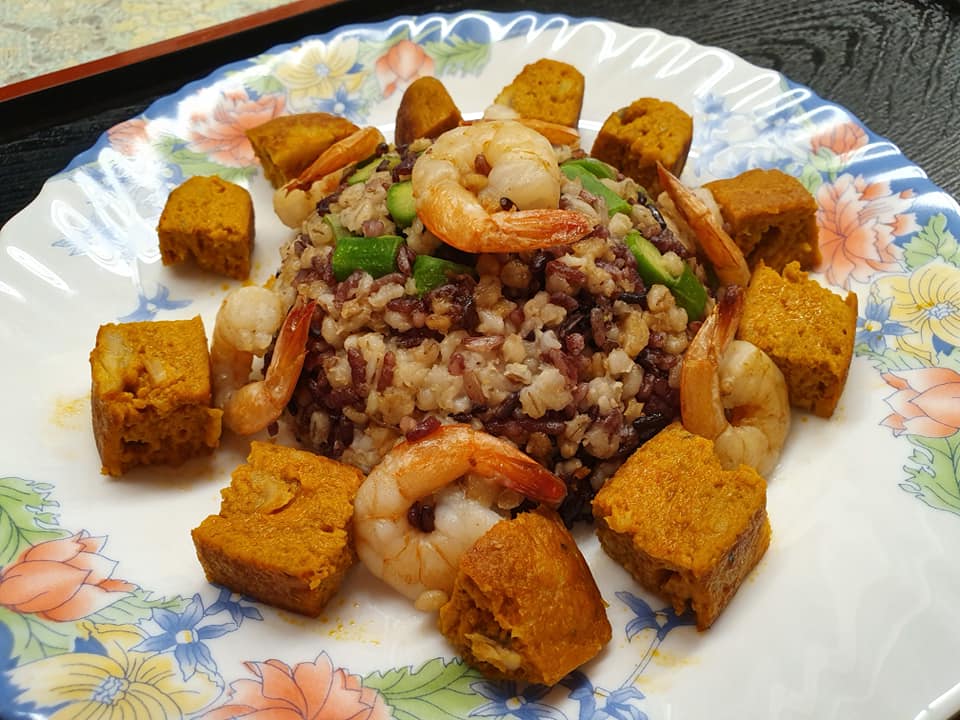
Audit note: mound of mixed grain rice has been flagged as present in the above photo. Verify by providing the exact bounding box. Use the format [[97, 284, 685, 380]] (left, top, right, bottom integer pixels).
[[272, 133, 712, 524]]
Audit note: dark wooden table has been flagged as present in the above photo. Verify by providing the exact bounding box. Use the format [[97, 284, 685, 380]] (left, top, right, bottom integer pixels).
[[2, 0, 959, 227]]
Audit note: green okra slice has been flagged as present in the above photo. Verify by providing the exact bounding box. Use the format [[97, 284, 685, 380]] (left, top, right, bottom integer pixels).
[[332, 235, 404, 282]]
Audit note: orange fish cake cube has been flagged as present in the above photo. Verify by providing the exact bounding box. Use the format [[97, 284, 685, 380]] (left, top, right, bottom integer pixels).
[[395, 76, 463, 146], [705, 168, 820, 272], [157, 175, 254, 280], [246, 112, 358, 188], [590, 97, 693, 197], [439, 507, 611, 685], [592, 422, 769, 630], [494, 58, 585, 128], [737, 261, 858, 418], [89, 316, 222, 476], [192, 442, 365, 617]]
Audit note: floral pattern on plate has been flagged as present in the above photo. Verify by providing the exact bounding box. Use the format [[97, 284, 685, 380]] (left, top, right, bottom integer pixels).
[[690, 87, 960, 516], [0, 475, 692, 718], [2, 11, 959, 720]]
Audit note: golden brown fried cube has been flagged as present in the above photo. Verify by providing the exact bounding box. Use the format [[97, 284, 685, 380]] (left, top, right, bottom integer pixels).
[[246, 112, 358, 187], [395, 76, 463, 146], [439, 507, 611, 686], [192, 442, 365, 617], [157, 175, 254, 280], [590, 97, 693, 196], [493, 58, 585, 127], [90, 316, 222, 476], [737, 261, 858, 418], [593, 423, 769, 630], [705, 168, 821, 272]]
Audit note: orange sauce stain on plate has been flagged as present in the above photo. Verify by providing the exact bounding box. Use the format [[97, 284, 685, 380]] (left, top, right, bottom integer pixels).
[[51, 395, 88, 430], [333, 621, 380, 645], [276, 601, 379, 644], [634, 648, 699, 695], [651, 647, 698, 668]]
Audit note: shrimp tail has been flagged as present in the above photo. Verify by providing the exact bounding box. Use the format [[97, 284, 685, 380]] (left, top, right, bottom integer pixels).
[[291, 126, 385, 191], [404, 423, 568, 505], [263, 296, 316, 400], [418, 184, 593, 254], [483, 454, 568, 507], [516, 118, 581, 147], [274, 127, 385, 228], [656, 162, 751, 288], [680, 286, 745, 439], [491, 209, 594, 250], [223, 297, 316, 435], [466, 117, 581, 147], [711, 285, 745, 348]]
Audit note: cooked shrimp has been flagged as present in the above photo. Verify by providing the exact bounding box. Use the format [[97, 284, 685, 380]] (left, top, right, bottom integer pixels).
[[210, 286, 316, 435], [354, 423, 567, 611], [657, 163, 751, 288], [680, 286, 790, 476], [274, 126, 385, 228], [411, 120, 594, 253], [515, 118, 581, 147], [473, 110, 582, 147]]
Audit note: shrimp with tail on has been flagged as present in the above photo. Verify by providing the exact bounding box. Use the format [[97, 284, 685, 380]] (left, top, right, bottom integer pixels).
[[354, 423, 567, 612], [274, 126, 386, 228], [680, 285, 790, 477], [210, 286, 316, 435], [657, 162, 751, 288], [411, 120, 594, 254]]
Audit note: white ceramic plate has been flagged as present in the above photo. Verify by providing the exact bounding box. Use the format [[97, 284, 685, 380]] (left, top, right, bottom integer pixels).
[[2, 11, 959, 720]]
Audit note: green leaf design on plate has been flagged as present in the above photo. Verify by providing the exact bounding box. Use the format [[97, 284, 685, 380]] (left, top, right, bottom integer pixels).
[[856, 345, 925, 373], [89, 588, 187, 625], [0, 478, 65, 566], [364, 656, 485, 720], [858, 347, 960, 515], [355, 78, 384, 114], [354, 30, 409, 66], [797, 161, 823, 197], [153, 135, 256, 184], [245, 73, 287, 97], [424, 37, 490, 76], [899, 433, 960, 515], [902, 213, 960, 270], [0, 607, 79, 662], [806, 147, 845, 181]]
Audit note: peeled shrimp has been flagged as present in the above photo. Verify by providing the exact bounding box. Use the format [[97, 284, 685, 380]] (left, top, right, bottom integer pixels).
[[513, 117, 581, 147], [474, 108, 582, 147], [680, 286, 790, 477], [353, 423, 567, 611], [657, 163, 751, 288], [210, 286, 316, 435], [411, 120, 593, 253], [273, 126, 385, 228]]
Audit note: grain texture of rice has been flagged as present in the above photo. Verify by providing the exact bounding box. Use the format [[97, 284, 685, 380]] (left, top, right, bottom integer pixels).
[[274, 136, 711, 524]]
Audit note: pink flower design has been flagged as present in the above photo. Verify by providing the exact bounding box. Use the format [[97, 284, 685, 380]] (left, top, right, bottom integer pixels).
[[107, 117, 150, 156], [374, 39, 434, 97], [881, 368, 960, 438], [0, 531, 135, 622], [187, 89, 286, 167], [811, 120, 869, 158], [204, 651, 390, 720], [816, 173, 917, 287]]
